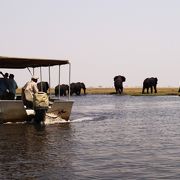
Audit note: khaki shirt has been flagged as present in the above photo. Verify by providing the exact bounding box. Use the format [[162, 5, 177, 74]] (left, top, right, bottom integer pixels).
[[23, 80, 38, 94]]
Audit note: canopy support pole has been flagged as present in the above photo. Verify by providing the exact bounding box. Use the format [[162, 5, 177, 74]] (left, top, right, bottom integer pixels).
[[49, 66, 51, 96], [40, 67, 43, 91], [58, 65, 61, 99], [68, 63, 71, 100]]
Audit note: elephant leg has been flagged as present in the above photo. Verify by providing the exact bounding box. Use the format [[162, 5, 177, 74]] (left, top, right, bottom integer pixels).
[[150, 86, 153, 93], [76, 90, 80, 95], [121, 87, 123, 93], [115, 87, 119, 94], [60, 89, 64, 96], [117, 88, 121, 94], [118, 88, 122, 94], [70, 89, 74, 95], [147, 88, 149, 94], [142, 87, 145, 94], [154, 86, 157, 93]]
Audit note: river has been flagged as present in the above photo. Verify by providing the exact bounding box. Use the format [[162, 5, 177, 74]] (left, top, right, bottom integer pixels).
[[0, 95, 180, 179]]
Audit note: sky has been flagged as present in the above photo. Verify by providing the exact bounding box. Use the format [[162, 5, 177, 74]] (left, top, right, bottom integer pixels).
[[0, 0, 180, 88]]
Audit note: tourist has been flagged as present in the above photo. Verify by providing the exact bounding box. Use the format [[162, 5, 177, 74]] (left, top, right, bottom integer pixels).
[[0, 71, 9, 99], [22, 76, 39, 108], [7, 74, 18, 100]]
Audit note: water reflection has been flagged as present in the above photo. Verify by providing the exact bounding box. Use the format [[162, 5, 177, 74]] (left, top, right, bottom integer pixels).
[[0, 123, 76, 179]]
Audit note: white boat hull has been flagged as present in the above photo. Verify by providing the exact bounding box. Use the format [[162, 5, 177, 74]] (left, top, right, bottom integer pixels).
[[47, 100, 74, 121], [0, 100, 27, 123], [0, 100, 73, 123]]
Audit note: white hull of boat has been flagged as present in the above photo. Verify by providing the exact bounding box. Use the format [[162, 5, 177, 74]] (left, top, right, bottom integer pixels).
[[0, 100, 27, 123], [0, 100, 73, 123], [46, 100, 74, 120]]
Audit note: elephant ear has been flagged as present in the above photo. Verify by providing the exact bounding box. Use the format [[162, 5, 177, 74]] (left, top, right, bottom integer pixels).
[[114, 76, 119, 81], [155, 77, 158, 83], [121, 76, 126, 82]]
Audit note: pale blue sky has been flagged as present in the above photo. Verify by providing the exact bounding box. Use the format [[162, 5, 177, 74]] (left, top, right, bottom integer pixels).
[[0, 0, 180, 87]]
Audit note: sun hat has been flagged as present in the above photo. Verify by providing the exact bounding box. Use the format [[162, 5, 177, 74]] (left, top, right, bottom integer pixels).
[[31, 75, 39, 80]]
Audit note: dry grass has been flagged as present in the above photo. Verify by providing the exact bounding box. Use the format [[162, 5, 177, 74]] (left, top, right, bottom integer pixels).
[[16, 87, 179, 96], [86, 87, 179, 96], [86, 88, 115, 94]]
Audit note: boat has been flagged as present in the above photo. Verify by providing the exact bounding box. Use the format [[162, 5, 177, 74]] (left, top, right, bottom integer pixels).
[[0, 56, 74, 124]]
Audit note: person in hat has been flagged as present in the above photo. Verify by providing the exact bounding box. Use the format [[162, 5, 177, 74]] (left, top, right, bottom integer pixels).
[[22, 75, 39, 108]]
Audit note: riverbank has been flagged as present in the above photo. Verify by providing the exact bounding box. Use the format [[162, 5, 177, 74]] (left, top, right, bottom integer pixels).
[[86, 87, 179, 96], [16, 87, 179, 96]]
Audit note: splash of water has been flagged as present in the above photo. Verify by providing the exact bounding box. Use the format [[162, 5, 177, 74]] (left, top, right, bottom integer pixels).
[[71, 117, 94, 123]]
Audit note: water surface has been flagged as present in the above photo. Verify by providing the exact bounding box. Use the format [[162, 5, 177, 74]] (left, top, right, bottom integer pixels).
[[0, 95, 180, 179]]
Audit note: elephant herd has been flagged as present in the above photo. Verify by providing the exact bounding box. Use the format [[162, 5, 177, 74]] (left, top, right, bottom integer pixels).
[[55, 82, 86, 96], [37, 76, 159, 96], [114, 75, 158, 94], [37, 81, 86, 96]]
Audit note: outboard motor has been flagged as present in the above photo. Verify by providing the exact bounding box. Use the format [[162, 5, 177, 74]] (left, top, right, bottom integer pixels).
[[33, 92, 49, 123]]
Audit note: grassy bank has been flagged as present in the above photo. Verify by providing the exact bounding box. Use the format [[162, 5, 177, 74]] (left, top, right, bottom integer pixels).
[[16, 87, 179, 96], [86, 87, 179, 96]]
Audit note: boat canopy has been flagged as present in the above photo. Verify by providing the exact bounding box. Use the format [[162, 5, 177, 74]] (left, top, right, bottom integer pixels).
[[0, 56, 69, 69]]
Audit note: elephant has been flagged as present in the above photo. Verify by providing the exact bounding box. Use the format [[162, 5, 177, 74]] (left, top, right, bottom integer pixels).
[[55, 84, 69, 96], [114, 75, 126, 94], [37, 81, 49, 93], [142, 77, 158, 94], [70, 82, 86, 95]]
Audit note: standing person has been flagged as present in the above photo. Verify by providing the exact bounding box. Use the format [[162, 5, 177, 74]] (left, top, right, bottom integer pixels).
[[22, 76, 39, 108], [0, 72, 9, 99], [0, 78, 7, 99], [7, 74, 18, 100], [0, 72, 9, 79]]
